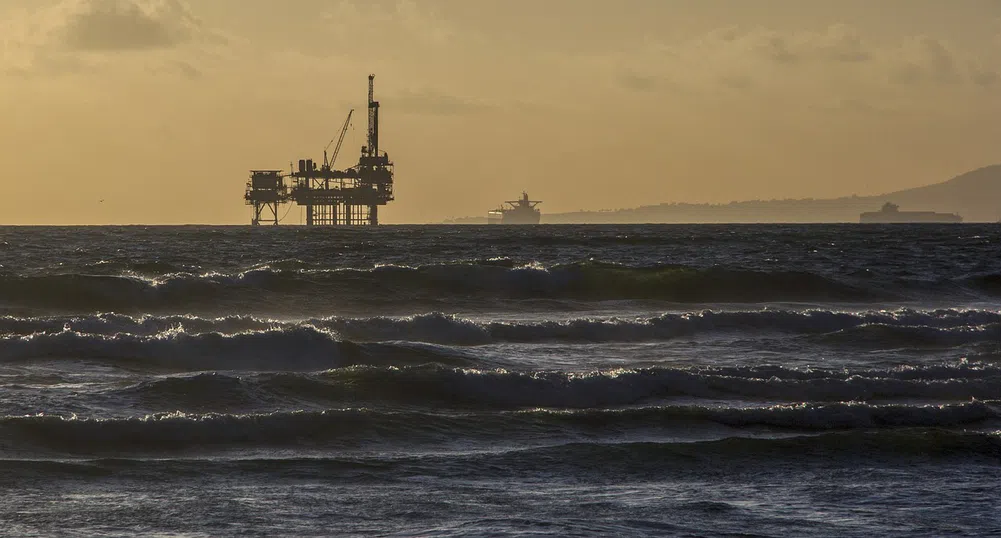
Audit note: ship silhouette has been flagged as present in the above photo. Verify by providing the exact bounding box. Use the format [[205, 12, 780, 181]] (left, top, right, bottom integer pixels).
[[487, 192, 542, 224], [860, 202, 962, 223]]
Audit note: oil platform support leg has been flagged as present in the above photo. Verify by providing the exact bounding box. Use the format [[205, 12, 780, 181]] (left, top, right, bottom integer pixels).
[[306, 204, 314, 227], [369, 205, 378, 226]]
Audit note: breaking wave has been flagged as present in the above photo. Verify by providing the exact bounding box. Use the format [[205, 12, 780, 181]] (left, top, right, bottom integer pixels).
[[0, 262, 880, 312], [107, 362, 1001, 411], [0, 328, 477, 371], [2, 308, 999, 345], [813, 323, 1001, 348]]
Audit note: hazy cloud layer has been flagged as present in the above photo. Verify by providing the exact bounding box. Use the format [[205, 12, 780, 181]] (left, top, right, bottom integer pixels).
[[3, 0, 222, 75], [393, 88, 495, 116], [321, 0, 456, 48], [59, 0, 202, 51], [598, 23, 1001, 119]]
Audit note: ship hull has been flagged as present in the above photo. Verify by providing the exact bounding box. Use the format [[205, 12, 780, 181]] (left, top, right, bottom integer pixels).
[[486, 209, 541, 224], [500, 212, 541, 225], [860, 212, 962, 224]]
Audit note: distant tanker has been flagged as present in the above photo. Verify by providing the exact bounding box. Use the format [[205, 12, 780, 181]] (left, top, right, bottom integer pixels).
[[860, 202, 962, 224], [488, 192, 542, 225]]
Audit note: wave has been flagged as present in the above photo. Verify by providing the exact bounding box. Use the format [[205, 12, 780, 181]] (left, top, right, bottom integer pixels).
[[963, 272, 1001, 296], [0, 262, 880, 312], [1, 402, 995, 455], [0, 328, 477, 371], [3, 308, 999, 345], [77, 260, 202, 276], [0, 313, 278, 338], [6, 429, 999, 482], [268, 364, 1001, 409], [490, 430, 1001, 471], [813, 323, 1001, 348], [109, 363, 1001, 411]]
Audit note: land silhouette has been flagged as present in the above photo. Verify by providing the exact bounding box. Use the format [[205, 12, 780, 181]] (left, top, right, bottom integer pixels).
[[447, 165, 1001, 224]]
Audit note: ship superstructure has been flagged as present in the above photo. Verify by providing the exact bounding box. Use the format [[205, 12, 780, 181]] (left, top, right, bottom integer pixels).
[[860, 202, 962, 224], [487, 192, 542, 224]]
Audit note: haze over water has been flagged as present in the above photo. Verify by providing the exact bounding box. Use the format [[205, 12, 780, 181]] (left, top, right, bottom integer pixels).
[[1, 224, 999, 536]]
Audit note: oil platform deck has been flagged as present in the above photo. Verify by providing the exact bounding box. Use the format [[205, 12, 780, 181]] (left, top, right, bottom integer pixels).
[[245, 75, 394, 226]]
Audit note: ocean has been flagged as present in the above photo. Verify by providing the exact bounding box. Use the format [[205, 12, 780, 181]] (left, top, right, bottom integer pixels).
[[0, 224, 999, 537]]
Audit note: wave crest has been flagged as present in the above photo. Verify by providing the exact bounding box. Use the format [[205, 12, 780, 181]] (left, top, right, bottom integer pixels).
[[0, 262, 878, 312], [3, 308, 998, 345], [107, 363, 1001, 411], [0, 328, 476, 371]]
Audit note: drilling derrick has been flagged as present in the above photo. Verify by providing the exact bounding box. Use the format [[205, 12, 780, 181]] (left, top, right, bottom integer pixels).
[[367, 74, 379, 160], [356, 74, 394, 225], [244, 75, 395, 226]]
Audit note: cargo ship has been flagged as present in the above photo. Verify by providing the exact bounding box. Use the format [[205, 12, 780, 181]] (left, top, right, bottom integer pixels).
[[860, 202, 962, 223], [487, 192, 542, 224]]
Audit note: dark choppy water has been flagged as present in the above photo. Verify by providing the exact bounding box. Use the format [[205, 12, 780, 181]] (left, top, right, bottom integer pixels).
[[1, 224, 999, 537]]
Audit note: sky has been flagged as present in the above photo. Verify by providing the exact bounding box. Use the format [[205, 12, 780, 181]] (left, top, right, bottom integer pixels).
[[2, 0, 1001, 224]]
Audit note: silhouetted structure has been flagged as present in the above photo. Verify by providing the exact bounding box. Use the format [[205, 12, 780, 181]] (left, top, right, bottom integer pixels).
[[245, 75, 394, 226], [487, 192, 542, 224], [859, 202, 962, 223], [246, 170, 287, 226]]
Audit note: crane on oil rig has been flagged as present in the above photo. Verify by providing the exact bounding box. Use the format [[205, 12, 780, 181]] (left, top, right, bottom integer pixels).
[[323, 109, 354, 170]]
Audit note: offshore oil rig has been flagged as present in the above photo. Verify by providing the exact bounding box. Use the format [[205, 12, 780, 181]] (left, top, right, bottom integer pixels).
[[245, 75, 394, 226]]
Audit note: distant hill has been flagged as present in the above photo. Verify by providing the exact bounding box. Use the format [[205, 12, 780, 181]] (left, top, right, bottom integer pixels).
[[444, 165, 1001, 224]]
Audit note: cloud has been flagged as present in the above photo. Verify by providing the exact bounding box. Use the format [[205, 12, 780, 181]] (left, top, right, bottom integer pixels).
[[719, 73, 754, 90], [619, 72, 660, 92], [148, 59, 202, 79], [2, 0, 223, 76], [58, 0, 204, 51], [677, 24, 873, 70], [971, 66, 999, 88], [321, 0, 456, 48], [393, 88, 494, 116], [606, 24, 999, 107], [889, 36, 961, 85]]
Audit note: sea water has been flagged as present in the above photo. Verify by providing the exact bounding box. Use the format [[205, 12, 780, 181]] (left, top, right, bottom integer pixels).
[[0, 224, 998, 537]]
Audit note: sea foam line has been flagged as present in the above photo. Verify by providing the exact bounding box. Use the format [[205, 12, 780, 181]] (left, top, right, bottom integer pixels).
[[1, 309, 998, 344]]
